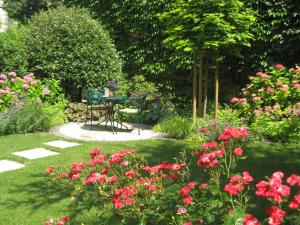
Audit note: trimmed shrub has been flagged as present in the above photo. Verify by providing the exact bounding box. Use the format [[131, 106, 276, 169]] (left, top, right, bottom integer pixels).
[[0, 24, 29, 74], [27, 6, 124, 101]]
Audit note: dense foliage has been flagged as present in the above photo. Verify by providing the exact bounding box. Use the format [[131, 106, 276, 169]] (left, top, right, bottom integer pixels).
[[3, 0, 300, 105], [27, 6, 124, 101], [0, 24, 28, 74]]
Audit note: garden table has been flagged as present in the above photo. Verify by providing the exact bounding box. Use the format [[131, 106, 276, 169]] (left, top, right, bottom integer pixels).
[[101, 95, 130, 133]]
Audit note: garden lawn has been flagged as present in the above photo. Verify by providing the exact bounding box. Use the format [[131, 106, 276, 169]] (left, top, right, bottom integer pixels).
[[0, 133, 299, 225]]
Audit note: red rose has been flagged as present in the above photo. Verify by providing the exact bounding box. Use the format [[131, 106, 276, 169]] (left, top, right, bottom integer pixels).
[[243, 214, 260, 225], [183, 196, 193, 205], [233, 147, 243, 156]]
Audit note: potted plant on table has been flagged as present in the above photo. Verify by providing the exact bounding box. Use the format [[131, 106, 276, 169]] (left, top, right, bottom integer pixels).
[[106, 80, 118, 96]]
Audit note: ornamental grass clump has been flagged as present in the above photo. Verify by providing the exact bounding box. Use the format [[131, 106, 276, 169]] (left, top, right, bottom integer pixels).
[[46, 126, 300, 224]]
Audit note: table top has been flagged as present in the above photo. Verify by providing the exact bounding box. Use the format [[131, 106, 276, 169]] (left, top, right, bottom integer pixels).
[[102, 95, 130, 104]]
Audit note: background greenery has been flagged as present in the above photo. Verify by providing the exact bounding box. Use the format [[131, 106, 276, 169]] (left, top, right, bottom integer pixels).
[[3, 0, 300, 105]]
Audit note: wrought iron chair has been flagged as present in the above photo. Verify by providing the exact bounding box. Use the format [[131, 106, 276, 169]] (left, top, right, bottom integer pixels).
[[117, 94, 147, 135], [83, 89, 108, 127]]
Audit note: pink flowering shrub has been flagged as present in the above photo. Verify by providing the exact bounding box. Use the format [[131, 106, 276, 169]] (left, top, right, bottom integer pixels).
[[46, 126, 300, 224], [0, 71, 66, 111], [231, 64, 300, 122]]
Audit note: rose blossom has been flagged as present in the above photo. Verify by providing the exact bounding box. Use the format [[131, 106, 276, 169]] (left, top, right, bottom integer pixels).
[[0, 74, 7, 80], [275, 82, 283, 87], [8, 71, 17, 76], [121, 160, 129, 167], [252, 96, 261, 101], [0, 80, 4, 84], [43, 87, 50, 95], [275, 64, 284, 69], [231, 97, 240, 103], [22, 84, 30, 90], [288, 194, 300, 209], [293, 83, 300, 88], [266, 87, 275, 93], [183, 222, 192, 225], [266, 206, 285, 225], [280, 86, 288, 92], [233, 147, 243, 156], [243, 214, 260, 225], [183, 196, 193, 205], [177, 207, 187, 215]]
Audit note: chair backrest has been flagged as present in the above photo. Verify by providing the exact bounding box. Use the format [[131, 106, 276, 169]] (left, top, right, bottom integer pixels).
[[129, 94, 147, 111], [84, 89, 104, 105]]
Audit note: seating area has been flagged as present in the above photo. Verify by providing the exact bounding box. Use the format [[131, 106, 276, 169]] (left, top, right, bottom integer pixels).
[[83, 88, 147, 135]]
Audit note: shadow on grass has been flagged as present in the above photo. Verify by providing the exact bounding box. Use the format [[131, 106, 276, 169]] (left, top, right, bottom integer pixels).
[[238, 143, 300, 180]]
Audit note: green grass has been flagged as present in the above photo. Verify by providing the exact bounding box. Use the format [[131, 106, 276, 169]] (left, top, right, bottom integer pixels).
[[0, 133, 193, 225], [0, 133, 299, 224]]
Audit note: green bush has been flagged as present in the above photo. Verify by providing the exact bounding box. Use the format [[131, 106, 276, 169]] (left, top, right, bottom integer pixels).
[[193, 106, 247, 142], [0, 24, 28, 73], [250, 115, 300, 143], [0, 71, 67, 112], [153, 114, 192, 139], [27, 6, 124, 101], [0, 101, 66, 135]]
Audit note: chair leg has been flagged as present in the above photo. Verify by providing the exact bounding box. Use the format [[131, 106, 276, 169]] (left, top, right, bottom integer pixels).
[[90, 108, 93, 128], [85, 106, 88, 125]]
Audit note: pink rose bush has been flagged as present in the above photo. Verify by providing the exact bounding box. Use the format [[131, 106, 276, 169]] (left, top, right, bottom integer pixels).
[[46, 126, 300, 224], [231, 64, 300, 122]]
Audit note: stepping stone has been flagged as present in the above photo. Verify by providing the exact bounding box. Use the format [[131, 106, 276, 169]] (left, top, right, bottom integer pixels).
[[43, 140, 81, 149], [0, 160, 24, 173], [12, 148, 58, 160]]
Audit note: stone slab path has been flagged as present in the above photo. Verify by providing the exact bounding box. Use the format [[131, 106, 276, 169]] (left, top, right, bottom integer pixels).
[[44, 140, 81, 149], [12, 148, 59, 160], [0, 160, 24, 173]]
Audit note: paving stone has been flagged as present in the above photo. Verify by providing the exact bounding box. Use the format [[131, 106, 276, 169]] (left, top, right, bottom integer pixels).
[[0, 160, 24, 173], [43, 140, 81, 149], [12, 148, 58, 159]]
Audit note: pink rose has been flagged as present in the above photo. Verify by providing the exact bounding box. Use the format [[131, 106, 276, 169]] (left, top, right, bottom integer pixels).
[[252, 96, 261, 101], [8, 71, 16, 76], [43, 88, 50, 95], [266, 87, 275, 93], [231, 97, 240, 103], [233, 147, 243, 156], [177, 207, 186, 215], [275, 64, 284, 69], [22, 84, 30, 90], [280, 87, 288, 92], [293, 83, 300, 89], [0, 74, 7, 80]]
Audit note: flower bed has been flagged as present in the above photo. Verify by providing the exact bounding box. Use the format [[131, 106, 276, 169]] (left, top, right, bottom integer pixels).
[[45, 126, 300, 224]]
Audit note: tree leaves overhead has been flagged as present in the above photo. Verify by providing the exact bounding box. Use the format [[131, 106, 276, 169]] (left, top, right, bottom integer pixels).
[[158, 0, 257, 55]]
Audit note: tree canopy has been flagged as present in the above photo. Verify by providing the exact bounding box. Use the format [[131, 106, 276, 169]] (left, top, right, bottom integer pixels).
[[158, 0, 256, 55]]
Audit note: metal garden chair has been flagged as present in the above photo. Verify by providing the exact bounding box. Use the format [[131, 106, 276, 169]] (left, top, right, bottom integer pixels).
[[117, 94, 147, 135]]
